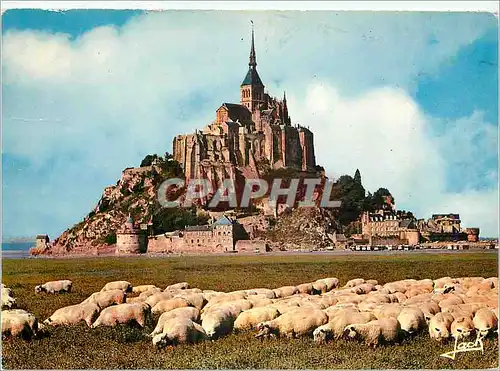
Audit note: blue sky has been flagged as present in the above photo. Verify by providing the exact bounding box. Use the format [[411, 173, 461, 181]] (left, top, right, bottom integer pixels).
[[2, 10, 498, 240]]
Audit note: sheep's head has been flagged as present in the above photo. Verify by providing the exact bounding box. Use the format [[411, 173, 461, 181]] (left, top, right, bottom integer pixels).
[[475, 325, 491, 338], [432, 325, 450, 342], [43, 317, 53, 326], [255, 322, 272, 339], [313, 326, 329, 343], [452, 317, 475, 340], [152, 333, 169, 347], [34, 286, 43, 294], [344, 325, 359, 340]]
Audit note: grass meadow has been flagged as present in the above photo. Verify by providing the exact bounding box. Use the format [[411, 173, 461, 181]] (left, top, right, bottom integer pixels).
[[1, 251, 498, 369]]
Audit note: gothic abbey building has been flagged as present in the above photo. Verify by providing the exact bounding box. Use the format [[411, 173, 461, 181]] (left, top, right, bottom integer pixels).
[[173, 30, 316, 185]]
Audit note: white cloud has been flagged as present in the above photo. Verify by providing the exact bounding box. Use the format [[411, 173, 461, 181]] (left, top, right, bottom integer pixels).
[[289, 83, 498, 236], [1, 11, 498, 238]]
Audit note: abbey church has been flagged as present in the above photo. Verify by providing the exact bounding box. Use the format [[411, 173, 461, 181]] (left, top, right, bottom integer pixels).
[[173, 29, 316, 185]]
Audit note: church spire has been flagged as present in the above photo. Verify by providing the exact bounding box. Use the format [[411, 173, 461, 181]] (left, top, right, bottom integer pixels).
[[249, 21, 256, 68]]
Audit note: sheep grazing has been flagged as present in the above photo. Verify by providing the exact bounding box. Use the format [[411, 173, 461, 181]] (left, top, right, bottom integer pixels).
[[35, 280, 72, 294], [345, 278, 365, 288], [82, 289, 127, 309], [373, 303, 404, 320], [151, 298, 190, 315], [2, 309, 42, 340], [451, 316, 475, 340], [267, 302, 300, 315], [318, 278, 340, 291], [201, 306, 239, 339], [145, 292, 177, 307], [246, 297, 274, 308], [312, 281, 328, 295], [174, 292, 207, 310], [296, 283, 314, 295], [138, 287, 163, 300], [2, 287, 16, 309], [397, 307, 426, 335], [344, 317, 402, 347], [150, 307, 200, 337], [234, 307, 281, 332], [45, 303, 101, 327], [166, 282, 190, 290], [428, 312, 455, 342], [473, 308, 498, 338], [246, 288, 275, 299], [100, 281, 132, 293], [132, 285, 158, 294], [256, 308, 328, 339], [152, 317, 207, 347], [314, 310, 374, 343], [91, 302, 150, 328], [408, 301, 440, 323], [273, 286, 298, 298]]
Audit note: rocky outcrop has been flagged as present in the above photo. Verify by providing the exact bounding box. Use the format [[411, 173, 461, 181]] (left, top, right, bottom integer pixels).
[[260, 207, 340, 250], [43, 162, 172, 255]]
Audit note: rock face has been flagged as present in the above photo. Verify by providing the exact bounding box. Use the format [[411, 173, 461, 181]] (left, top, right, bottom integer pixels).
[[260, 207, 339, 250]]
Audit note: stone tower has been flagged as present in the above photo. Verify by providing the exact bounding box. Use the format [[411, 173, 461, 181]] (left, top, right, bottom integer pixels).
[[240, 25, 265, 113]]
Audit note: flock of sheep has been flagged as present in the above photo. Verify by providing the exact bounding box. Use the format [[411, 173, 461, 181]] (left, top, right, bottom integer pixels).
[[2, 275, 498, 349]]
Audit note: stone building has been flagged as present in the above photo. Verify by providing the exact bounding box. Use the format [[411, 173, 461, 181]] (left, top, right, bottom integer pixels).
[[361, 210, 420, 246], [116, 215, 147, 254], [147, 215, 248, 254], [417, 213, 480, 242], [173, 28, 316, 192]]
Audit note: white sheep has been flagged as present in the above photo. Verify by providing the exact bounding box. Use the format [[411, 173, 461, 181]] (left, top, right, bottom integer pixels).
[[246, 288, 275, 299], [312, 281, 328, 294], [247, 296, 274, 308], [35, 280, 72, 294], [451, 316, 475, 340], [100, 280, 132, 293], [296, 283, 314, 294], [473, 307, 498, 338], [91, 302, 150, 328], [82, 289, 127, 309], [2, 309, 41, 340], [408, 301, 440, 323], [152, 317, 207, 347], [397, 307, 425, 334], [256, 308, 327, 339], [2, 291, 16, 309], [344, 317, 402, 347], [428, 312, 455, 342], [45, 302, 101, 327], [166, 282, 190, 290], [201, 306, 239, 339], [267, 302, 300, 314], [138, 287, 163, 300], [373, 303, 404, 319], [174, 292, 207, 310], [145, 292, 177, 308], [201, 299, 252, 320], [353, 283, 376, 295], [151, 297, 190, 315], [150, 307, 200, 337], [234, 306, 281, 332], [132, 285, 158, 294], [319, 277, 340, 291], [314, 310, 374, 343], [273, 286, 298, 298], [345, 278, 365, 288]]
